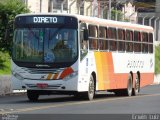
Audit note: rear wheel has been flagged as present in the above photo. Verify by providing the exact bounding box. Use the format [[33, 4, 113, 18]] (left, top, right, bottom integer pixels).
[[132, 73, 140, 96], [27, 90, 39, 102], [125, 73, 133, 96]]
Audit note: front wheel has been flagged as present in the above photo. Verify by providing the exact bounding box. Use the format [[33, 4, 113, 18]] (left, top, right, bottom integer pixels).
[[84, 75, 95, 101], [27, 90, 39, 102]]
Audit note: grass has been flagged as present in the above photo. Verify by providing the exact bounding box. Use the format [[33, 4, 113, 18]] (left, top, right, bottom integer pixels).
[[0, 51, 11, 75]]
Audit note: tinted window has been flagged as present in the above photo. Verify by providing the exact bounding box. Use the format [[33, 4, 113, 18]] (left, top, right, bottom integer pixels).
[[108, 28, 117, 51], [134, 31, 141, 52], [89, 25, 98, 50]]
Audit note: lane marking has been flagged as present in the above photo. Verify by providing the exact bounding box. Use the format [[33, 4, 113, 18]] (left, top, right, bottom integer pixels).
[[1, 93, 160, 114]]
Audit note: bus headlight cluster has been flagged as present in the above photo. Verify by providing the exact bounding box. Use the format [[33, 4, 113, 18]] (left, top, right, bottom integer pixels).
[[63, 71, 78, 81], [12, 72, 24, 80]]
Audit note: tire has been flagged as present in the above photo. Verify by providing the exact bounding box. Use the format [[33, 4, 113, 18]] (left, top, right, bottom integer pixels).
[[84, 75, 95, 101], [132, 73, 140, 96], [27, 90, 39, 102], [125, 73, 133, 96]]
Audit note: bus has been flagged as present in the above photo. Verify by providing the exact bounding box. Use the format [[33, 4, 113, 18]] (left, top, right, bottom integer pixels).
[[11, 13, 154, 101]]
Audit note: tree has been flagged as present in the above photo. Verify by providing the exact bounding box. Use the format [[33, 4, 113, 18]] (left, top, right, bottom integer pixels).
[[155, 45, 160, 74], [103, 9, 123, 21], [111, 9, 123, 21], [0, 0, 30, 52]]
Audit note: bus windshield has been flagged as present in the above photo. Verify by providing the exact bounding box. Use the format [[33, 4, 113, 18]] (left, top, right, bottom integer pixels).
[[12, 27, 78, 68]]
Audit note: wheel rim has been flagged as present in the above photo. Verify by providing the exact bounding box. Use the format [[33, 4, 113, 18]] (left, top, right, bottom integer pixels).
[[135, 74, 140, 93]]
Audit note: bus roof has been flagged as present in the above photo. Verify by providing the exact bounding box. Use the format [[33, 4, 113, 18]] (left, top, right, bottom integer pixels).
[[16, 13, 153, 32]]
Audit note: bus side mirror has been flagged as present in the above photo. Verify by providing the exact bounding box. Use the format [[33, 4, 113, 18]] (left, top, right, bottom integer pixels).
[[83, 29, 88, 41]]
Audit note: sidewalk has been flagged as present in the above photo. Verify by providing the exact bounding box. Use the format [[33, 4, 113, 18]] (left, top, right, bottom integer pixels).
[[0, 75, 11, 95], [0, 75, 26, 96]]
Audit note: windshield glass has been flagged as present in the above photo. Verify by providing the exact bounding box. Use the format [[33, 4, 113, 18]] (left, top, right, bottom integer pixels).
[[13, 28, 78, 66]]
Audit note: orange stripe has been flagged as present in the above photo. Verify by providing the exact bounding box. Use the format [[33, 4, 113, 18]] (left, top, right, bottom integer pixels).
[[110, 73, 154, 89], [95, 52, 116, 90], [53, 73, 59, 80], [47, 74, 52, 80], [59, 67, 74, 79], [94, 52, 103, 90], [140, 73, 154, 87]]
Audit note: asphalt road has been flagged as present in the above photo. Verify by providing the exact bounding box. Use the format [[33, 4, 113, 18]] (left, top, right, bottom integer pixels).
[[0, 85, 160, 120]]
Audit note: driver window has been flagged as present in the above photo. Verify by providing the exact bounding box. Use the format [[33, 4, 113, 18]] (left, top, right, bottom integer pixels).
[[80, 22, 88, 60]]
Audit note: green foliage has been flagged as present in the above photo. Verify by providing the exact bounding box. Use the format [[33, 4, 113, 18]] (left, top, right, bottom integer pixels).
[[0, 51, 11, 75], [155, 45, 160, 74], [111, 9, 123, 21], [0, 0, 30, 52], [103, 9, 123, 21]]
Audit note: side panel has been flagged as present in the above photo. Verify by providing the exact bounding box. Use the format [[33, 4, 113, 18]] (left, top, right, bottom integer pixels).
[[112, 52, 154, 88], [78, 51, 97, 92], [94, 52, 154, 90]]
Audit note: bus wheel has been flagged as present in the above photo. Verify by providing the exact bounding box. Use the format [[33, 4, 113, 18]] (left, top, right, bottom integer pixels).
[[125, 73, 133, 96], [27, 90, 39, 101], [86, 75, 95, 100], [132, 73, 140, 96]]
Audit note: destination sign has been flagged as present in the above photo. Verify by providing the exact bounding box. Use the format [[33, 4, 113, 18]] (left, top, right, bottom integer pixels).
[[14, 15, 78, 28], [15, 16, 65, 25], [33, 17, 58, 23]]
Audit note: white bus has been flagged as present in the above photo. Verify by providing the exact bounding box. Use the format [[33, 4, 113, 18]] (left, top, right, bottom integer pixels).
[[11, 13, 154, 101]]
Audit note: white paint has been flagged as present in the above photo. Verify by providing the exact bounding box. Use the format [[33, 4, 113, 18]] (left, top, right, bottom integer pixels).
[[112, 53, 154, 73]]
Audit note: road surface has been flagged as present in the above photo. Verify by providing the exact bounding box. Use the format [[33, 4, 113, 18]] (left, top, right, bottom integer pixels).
[[0, 85, 160, 120]]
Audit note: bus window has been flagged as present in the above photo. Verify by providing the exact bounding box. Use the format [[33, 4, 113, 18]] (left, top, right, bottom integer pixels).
[[89, 25, 98, 50], [126, 30, 133, 52], [80, 23, 88, 60], [117, 29, 125, 51], [108, 27, 117, 51], [134, 31, 141, 52], [142, 32, 148, 53], [99, 27, 108, 50], [149, 33, 153, 53]]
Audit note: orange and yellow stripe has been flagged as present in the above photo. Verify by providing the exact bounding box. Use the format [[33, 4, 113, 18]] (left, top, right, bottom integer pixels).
[[94, 52, 154, 90], [46, 67, 74, 80]]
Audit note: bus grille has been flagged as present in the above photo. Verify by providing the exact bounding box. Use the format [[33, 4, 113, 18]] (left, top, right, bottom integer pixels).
[[21, 68, 64, 74]]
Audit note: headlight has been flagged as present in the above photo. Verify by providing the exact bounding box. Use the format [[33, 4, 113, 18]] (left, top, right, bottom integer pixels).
[[12, 72, 24, 80], [63, 71, 78, 81]]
